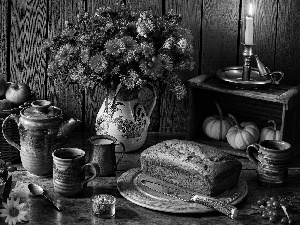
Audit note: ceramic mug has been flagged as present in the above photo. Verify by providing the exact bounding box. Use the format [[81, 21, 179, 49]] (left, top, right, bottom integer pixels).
[[88, 135, 125, 177], [52, 148, 99, 196], [246, 140, 290, 186]]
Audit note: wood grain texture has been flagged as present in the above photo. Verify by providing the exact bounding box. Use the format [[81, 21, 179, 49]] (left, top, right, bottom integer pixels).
[[8, 167, 300, 224], [191, 76, 297, 104], [83, 83, 106, 132], [276, 0, 300, 85], [0, 0, 8, 79], [157, 0, 202, 132], [201, 0, 239, 75], [239, 0, 278, 71], [9, 0, 47, 99], [47, 0, 84, 123], [127, 0, 162, 13], [87, 0, 123, 12]]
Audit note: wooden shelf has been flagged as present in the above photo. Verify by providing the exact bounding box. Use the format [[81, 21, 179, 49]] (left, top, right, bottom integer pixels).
[[189, 75, 300, 109], [188, 75, 300, 160]]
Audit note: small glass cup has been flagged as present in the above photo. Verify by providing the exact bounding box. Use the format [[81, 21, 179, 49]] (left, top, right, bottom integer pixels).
[[91, 194, 116, 218]]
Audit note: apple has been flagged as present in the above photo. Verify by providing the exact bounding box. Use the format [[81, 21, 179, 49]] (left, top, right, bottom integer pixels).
[[0, 78, 8, 97], [5, 83, 32, 106], [0, 99, 12, 111]]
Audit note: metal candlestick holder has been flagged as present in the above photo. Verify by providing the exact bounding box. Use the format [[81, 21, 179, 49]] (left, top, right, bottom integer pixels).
[[216, 42, 284, 89], [242, 43, 254, 81]]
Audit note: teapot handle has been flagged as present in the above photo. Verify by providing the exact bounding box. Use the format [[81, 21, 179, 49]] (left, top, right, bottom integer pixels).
[[145, 84, 157, 119], [2, 114, 21, 151]]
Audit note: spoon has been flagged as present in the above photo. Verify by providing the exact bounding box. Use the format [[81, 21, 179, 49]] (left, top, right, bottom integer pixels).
[[28, 183, 65, 211]]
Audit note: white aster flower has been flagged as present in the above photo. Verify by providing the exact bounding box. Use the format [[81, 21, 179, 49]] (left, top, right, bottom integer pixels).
[[0, 197, 28, 225], [140, 42, 155, 58], [177, 38, 188, 52], [121, 36, 137, 51], [136, 12, 154, 38], [159, 54, 173, 71], [105, 39, 125, 56], [176, 27, 193, 42], [140, 57, 164, 80], [55, 44, 73, 66], [163, 37, 175, 50], [70, 64, 84, 81], [120, 70, 144, 89], [80, 48, 89, 63], [89, 54, 108, 73]]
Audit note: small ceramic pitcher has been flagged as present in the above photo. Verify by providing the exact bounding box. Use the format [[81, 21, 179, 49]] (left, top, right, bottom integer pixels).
[[88, 135, 125, 177], [246, 140, 290, 186]]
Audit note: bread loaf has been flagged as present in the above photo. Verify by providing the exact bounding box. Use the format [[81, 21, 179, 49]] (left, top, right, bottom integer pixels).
[[140, 139, 242, 196]]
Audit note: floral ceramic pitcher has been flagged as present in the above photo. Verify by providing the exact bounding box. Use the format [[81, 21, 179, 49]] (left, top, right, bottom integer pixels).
[[95, 86, 157, 152]]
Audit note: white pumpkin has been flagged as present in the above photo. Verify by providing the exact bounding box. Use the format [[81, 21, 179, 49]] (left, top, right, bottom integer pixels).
[[259, 120, 281, 142], [202, 101, 233, 140], [226, 114, 259, 150]]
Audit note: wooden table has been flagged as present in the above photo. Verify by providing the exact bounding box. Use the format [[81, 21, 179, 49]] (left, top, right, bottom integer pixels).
[[1, 132, 300, 225]]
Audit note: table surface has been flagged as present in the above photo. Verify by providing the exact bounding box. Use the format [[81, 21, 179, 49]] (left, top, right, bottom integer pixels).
[[1, 132, 300, 225]]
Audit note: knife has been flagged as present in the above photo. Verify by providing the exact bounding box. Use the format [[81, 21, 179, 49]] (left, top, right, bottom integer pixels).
[[141, 179, 239, 219]]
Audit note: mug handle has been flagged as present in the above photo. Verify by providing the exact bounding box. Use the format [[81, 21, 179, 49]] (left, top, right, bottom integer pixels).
[[246, 143, 259, 167], [115, 142, 125, 166], [81, 162, 100, 188]]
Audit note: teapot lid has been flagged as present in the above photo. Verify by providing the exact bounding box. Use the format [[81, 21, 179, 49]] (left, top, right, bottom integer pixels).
[[21, 100, 62, 120]]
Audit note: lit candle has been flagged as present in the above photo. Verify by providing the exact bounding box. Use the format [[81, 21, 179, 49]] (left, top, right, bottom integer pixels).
[[245, 3, 254, 45]]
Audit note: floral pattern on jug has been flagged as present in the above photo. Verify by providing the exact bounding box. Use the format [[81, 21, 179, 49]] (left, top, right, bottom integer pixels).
[[95, 97, 151, 152]]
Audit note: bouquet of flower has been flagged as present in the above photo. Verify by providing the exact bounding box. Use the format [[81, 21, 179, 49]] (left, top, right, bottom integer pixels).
[[43, 4, 195, 100]]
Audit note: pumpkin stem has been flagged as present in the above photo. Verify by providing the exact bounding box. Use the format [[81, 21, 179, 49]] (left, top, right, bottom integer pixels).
[[214, 101, 223, 120], [268, 120, 276, 130], [228, 114, 243, 130], [214, 101, 223, 140]]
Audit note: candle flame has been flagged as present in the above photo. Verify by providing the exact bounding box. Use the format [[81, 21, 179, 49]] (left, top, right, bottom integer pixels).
[[248, 4, 253, 16]]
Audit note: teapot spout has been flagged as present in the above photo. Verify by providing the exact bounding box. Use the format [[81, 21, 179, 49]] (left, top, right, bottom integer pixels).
[[58, 118, 81, 139]]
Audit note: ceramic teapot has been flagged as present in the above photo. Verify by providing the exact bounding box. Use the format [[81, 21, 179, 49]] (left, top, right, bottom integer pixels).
[[2, 100, 80, 176]]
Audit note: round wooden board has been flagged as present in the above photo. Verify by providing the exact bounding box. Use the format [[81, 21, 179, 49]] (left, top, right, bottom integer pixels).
[[117, 168, 248, 213]]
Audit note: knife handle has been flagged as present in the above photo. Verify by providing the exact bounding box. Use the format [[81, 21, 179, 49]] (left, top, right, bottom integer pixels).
[[190, 195, 239, 219]]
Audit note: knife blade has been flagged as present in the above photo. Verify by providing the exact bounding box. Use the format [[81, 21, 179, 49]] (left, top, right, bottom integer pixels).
[[141, 179, 239, 219]]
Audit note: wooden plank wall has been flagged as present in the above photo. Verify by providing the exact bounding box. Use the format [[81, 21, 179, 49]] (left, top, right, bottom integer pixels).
[[0, 0, 299, 133], [0, 0, 8, 80]]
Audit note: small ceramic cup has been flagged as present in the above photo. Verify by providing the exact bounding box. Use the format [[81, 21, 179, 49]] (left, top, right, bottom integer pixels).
[[52, 148, 99, 197], [246, 140, 291, 186], [91, 194, 116, 218]]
